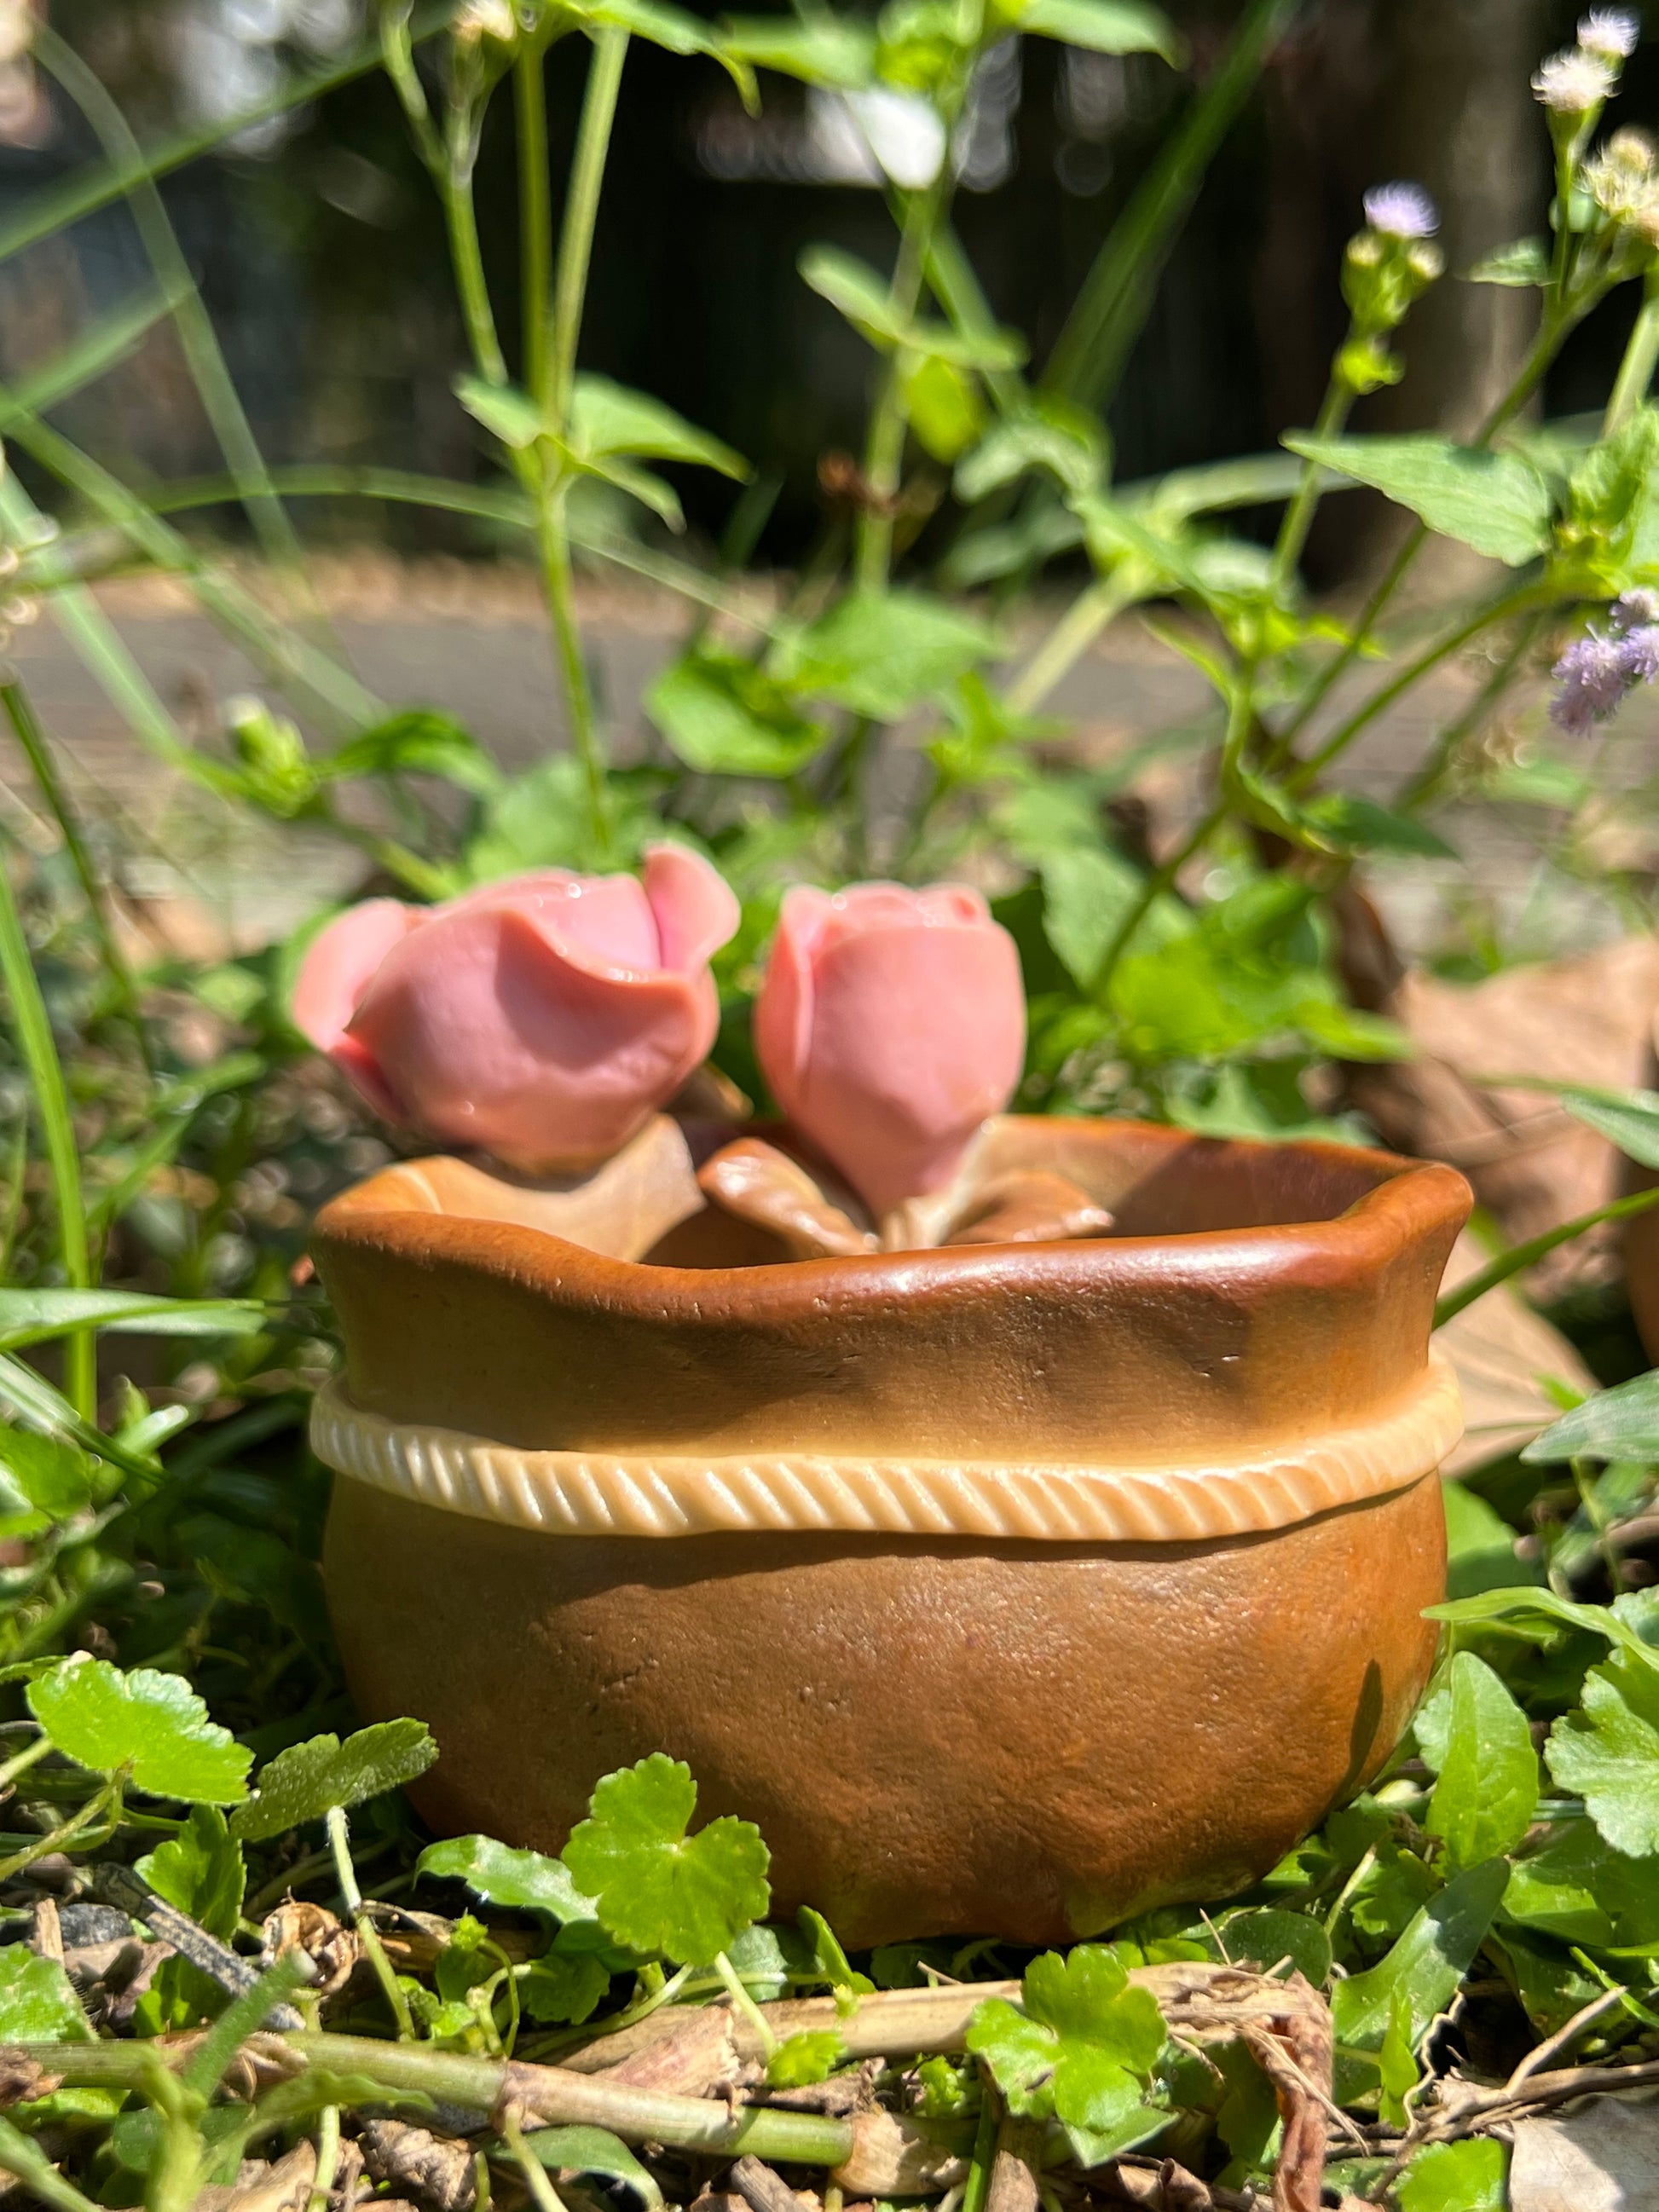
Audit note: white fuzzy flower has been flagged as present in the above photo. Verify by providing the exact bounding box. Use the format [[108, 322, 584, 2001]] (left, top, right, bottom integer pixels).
[[453, 0, 517, 43], [1362, 181, 1440, 240], [1533, 45, 1618, 112], [1579, 9, 1641, 59]]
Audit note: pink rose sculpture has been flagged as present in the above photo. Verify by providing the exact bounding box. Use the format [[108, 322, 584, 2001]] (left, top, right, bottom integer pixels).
[[754, 881, 1026, 1216], [292, 846, 739, 1174]]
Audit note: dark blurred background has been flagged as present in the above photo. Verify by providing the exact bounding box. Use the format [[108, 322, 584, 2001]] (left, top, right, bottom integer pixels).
[[0, 0, 1647, 573]]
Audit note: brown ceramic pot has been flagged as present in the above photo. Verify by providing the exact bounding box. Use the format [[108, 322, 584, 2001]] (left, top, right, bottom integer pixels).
[[310, 1115, 1470, 1948]]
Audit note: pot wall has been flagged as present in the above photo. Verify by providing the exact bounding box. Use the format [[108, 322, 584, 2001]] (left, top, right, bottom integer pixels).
[[326, 1470, 1446, 1949]]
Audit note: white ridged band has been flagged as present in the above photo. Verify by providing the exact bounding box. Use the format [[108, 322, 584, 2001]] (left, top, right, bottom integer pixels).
[[310, 1350, 1462, 1543]]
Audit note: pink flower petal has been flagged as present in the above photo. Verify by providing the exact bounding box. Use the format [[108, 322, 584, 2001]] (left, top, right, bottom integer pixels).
[[292, 898, 424, 1053], [644, 844, 742, 974]]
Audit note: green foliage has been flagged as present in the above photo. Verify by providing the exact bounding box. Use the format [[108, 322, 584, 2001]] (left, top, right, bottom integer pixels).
[[967, 1949, 1167, 2163], [1283, 433, 1554, 564], [29, 1656, 251, 1804], [1397, 2139, 1507, 2212], [419, 1833, 604, 1924], [1545, 1652, 1659, 1856], [561, 1754, 772, 1965], [1330, 1860, 1508, 2052], [518, 2128, 665, 2212], [0, 1945, 90, 2042], [229, 1720, 438, 1840], [1424, 1655, 1539, 1872], [767, 2030, 847, 2086], [138, 1804, 245, 1938]]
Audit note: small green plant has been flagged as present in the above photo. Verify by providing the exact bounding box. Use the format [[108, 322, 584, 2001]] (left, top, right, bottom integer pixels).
[[2, 3, 1659, 2207]]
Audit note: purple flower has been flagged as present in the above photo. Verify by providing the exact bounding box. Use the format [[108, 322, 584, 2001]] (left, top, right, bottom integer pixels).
[[1361, 182, 1440, 240], [1550, 607, 1659, 732], [1613, 587, 1659, 627]]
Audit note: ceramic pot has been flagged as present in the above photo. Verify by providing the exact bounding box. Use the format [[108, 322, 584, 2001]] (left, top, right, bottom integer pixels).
[[310, 1115, 1469, 1948]]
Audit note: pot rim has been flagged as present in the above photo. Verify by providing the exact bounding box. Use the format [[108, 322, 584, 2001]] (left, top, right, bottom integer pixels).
[[315, 1112, 1470, 1319]]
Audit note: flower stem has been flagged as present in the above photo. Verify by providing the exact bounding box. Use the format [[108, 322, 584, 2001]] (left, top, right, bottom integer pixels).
[[327, 1805, 415, 2040], [517, 43, 552, 404], [551, 30, 628, 428], [535, 27, 631, 864], [1006, 568, 1145, 715], [1606, 268, 1659, 435], [1269, 374, 1351, 597], [0, 815, 95, 1421], [714, 1948, 778, 2060], [1286, 579, 1546, 791], [855, 98, 968, 594], [439, 163, 510, 390]]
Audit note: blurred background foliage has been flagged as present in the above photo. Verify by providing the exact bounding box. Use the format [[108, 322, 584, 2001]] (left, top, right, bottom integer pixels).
[[0, 0, 1643, 567]]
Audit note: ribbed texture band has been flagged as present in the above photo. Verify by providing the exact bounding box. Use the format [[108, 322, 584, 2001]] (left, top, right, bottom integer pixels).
[[310, 1350, 1462, 1543]]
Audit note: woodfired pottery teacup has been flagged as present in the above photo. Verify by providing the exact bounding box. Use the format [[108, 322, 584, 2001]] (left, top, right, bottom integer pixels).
[[309, 1114, 1470, 1947]]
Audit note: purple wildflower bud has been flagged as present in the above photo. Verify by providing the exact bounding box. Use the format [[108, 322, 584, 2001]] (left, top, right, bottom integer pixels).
[[1535, 46, 1618, 110], [1361, 181, 1440, 240], [1612, 586, 1659, 628], [1621, 624, 1659, 682], [1551, 628, 1635, 733], [1579, 9, 1641, 61]]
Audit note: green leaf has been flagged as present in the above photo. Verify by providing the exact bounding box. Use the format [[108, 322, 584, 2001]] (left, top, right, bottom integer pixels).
[[1523, 1370, 1659, 1464], [1330, 1859, 1508, 2052], [569, 375, 749, 482], [324, 710, 504, 798], [1282, 433, 1553, 565], [560, 1754, 771, 1966], [796, 1904, 876, 1996], [1546, 1653, 1659, 1855], [1505, 1821, 1659, 1948], [966, 1947, 1165, 2157], [645, 651, 827, 777], [720, 15, 876, 86], [781, 591, 999, 720], [519, 2128, 663, 2212], [1425, 1653, 1539, 1872], [28, 1657, 251, 1805], [1038, 846, 1145, 988], [418, 1834, 604, 1926], [767, 2030, 847, 2087], [1301, 794, 1459, 862], [1397, 2139, 1507, 2212], [1011, 0, 1182, 61], [903, 356, 986, 465], [580, 454, 686, 532], [229, 1720, 437, 1840], [798, 246, 1026, 369], [0, 1946, 90, 2042], [0, 1289, 265, 1353], [1216, 1909, 1332, 1987], [0, 1429, 97, 1522], [1549, 1081, 1659, 1170], [456, 374, 546, 451], [1442, 1479, 1544, 1600], [954, 401, 1107, 503], [1465, 238, 1550, 288], [137, 1805, 246, 1940], [518, 1950, 613, 2024]]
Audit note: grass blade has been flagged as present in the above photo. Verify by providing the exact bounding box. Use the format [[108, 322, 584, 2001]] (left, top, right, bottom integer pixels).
[[0, 846, 95, 1418], [32, 25, 329, 634], [1042, 0, 1296, 409], [0, 3, 462, 274]]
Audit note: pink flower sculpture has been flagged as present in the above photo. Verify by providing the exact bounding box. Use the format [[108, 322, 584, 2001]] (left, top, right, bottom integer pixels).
[[755, 881, 1026, 1216], [292, 846, 739, 1174]]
